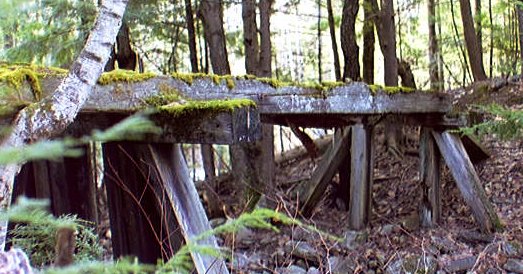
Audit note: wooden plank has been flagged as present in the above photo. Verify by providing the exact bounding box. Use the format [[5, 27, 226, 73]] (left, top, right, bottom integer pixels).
[[419, 128, 441, 227], [461, 134, 490, 164], [348, 124, 374, 230], [64, 107, 260, 144], [148, 144, 229, 274], [432, 131, 500, 233], [299, 128, 351, 217], [9, 75, 451, 116], [103, 142, 184, 264]]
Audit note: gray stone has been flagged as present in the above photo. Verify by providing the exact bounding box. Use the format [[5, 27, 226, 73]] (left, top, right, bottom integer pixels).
[[275, 265, 307, 274], [235, 227, 256, 245], [209, 218, 226, 228], [503, 241, 522, 257], [444, 256, 477, 273], [342, 230, 368, 250], [386, 254, 437, 274], [431, 236, 456, 254], [306, 267, 321, 274], [328, 256, 356, 274], [504, 258, 523, 273], [284, 241, 319, 263], [380, 224, 396, 236]]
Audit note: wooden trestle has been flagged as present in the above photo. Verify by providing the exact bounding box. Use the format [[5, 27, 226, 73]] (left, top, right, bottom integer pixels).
[[5, 74, 501, 273]]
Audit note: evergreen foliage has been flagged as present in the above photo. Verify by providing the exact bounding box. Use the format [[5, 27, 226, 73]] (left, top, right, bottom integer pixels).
[[461, 104, 523, 140]]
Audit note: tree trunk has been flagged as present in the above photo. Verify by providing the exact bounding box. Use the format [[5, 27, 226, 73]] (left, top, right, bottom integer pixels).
[[116, 21, 138, 71], [237, 0, 275, 210], [475, 0, 483, 57], [242, 0, 259, 76], [517, 6, 523, 76], [379, 0, 398, 86], [428, 0, 442, 91], [317, 0, 323, 82], [327, 0, 342, 81], [185, 0, 199, 73], [0, 0, 129, 250], [200, 0, 230, 75], [459, 0, 487, 81], [341, 0, 360, 81], [363, 0, 375, 84]]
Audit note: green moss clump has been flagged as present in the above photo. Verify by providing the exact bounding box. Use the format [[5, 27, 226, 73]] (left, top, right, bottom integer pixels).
[[257, 77, 290, 88], [0, 66, 43, 100], [368, 84, 416, 95], [158, 98, 256, 118], [98, 69, 155, 85], [144, 85, 185, 107]]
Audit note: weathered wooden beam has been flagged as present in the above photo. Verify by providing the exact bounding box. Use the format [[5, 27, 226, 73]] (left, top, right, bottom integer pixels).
[[348, 123, 374, 231], [148, 144, 229, 274], [419, 128, 441, 227], [9, 75, 451, 116], [63, 107, 259, 144], [298, 129, 351, 217], [432, 131, 501, 233]]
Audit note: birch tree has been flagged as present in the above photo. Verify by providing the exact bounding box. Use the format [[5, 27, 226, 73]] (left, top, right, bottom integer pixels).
[[0, 0, 129, 249]]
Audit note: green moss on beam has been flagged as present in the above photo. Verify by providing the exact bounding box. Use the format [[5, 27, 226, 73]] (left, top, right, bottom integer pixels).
[[368, 84, 416, 95], [98, 69, 156, 85], [158, 98, 256, 118], [0, 66, 44, 101]]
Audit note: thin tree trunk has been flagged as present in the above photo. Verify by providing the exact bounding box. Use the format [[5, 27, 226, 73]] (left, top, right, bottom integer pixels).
[[259, 0, 273, 77], [518, 5, 523, 76], [242, 0, 259, 76], [185, 0, 199, 73], [437, 0, 445, 89], [363, 0, 375, 84], [429, 0, 442, 90], [475, 0, 483, 57], [380, 0, 398, 86], [459, 0, 487, 81], [317, 0, 323, 82], [341, 0, 360, 81], [451, 0, 472, 84], [327, 0, 342, 81], [489, 0, 493, 77], [0, 0, 128, 250], [200, 0, 230, 74]]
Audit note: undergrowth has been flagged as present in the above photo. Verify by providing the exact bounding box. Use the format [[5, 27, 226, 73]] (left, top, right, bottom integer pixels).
[[461, 104, 523, 140]]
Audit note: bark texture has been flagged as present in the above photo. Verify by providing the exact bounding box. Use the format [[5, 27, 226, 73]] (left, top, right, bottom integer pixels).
[[200, 0, 231, 74], [0, 0, 128, 250], [518, 5, 523, 76], [363, 0, 375, 84], [459, 0, 487, 81], [185, 0, 199, 73], [341, 0, 360, 81], [327, 0, 342, 81], [428, 0, 442, 91]]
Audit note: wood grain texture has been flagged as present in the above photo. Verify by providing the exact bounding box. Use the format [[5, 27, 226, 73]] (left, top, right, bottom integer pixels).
[[419, 128, 441, 227], [432, 131, 500, 233]]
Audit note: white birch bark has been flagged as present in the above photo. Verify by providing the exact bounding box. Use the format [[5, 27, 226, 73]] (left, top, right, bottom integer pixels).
[[0, 0, 129, 250]]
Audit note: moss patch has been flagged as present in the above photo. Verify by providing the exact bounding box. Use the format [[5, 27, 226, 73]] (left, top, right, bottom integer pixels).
[[171, 72, 239, 89], [158, 98, 255, 118], [98, 69, 156, 85], [368, 84, 416, 95], [0, 66, 43, 101]]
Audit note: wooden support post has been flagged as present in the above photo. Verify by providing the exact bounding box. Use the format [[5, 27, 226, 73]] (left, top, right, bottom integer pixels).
[[432, 131, 501, 233], [103, 142, 183, 264], [348, 123, 374, 230], [148, 144, 229, 274], [299, 128, 351, 217], [336, 129, 351, 210], [419, 128, 441, 227]]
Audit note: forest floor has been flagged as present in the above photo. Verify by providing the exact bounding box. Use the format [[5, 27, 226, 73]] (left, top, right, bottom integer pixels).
[[211, 80, 523, 274]]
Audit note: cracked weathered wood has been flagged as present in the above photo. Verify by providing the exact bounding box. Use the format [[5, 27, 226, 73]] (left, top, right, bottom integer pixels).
[[432, 131, 500, 233], [299, 128, 351, 217], [419, 127, 441, 227], [7, 75, 452, 122], [348, 123, 374, 230]]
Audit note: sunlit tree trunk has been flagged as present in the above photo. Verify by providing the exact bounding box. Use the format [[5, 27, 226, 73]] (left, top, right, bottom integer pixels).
[[518, 3, 523, 76], [429, 0, 442, 90], [327, 0, 342, 81], [200, 0, 230, 75], [460, 0, 487, 81], [185, 0, 199, 73], [0, 0, 129, 250]]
